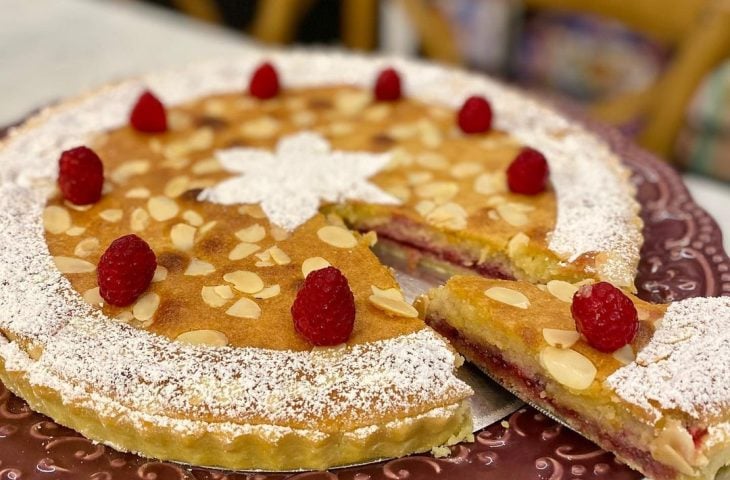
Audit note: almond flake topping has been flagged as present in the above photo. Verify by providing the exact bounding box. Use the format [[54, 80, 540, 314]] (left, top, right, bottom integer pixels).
[[175, 329, 228, 346], [74, 238, 100, 258], [43, 206, 71, 234], [317, 225, 357, 249], [485, 286, 530, 309], [130, 208, 150, 232], [302, 257, 331, 278], [253, 284, 280, 299], [235, 224, 266, 243], [223, 270, 264, 294], [152, 266, 168, 282], [170, 223, 196, 251], [226, 297, 261, 319], [368, 294, 419, 318], [540, 346, 596, 390], [132, 292, 160, 322], [228, 242, 260, 261], [147, 196, 179, 222], [542, 328, 580, 349], [546, 280, 579, 303], [99, 209, 123, 223], [53, 256, 96, 274], [184, 258, 215, 276]]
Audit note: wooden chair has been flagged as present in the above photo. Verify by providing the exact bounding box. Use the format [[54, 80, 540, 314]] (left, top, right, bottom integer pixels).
[[404, 0, 730, 158]]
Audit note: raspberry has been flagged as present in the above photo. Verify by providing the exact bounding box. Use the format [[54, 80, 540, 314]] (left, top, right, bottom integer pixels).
[[374, 68, 402, 101], [457, 95, 492, 134], [130, 90, 167, 133], [571, 282, 638, 353], [506, 147, 550, 195], [291, 266, 355, 346], [97, 234, 157, 307], [57, 146, 104, 205], [249, 62, 280, 99]]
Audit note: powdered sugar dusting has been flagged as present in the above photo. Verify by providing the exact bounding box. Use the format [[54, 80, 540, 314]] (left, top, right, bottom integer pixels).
[[607, 297, 730, 422], [199, 132, 399, 231], [0, 49, 639, 434]]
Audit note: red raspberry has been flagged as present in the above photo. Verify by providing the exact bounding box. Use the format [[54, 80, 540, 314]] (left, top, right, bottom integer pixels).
[[130, 90, 167, 133], [571, 282, 638, 353], [249, 62, 280, 99], [97, 234, 157, 307], [457, 95, 492, 134], [374, 68, 402, 101], [291, 266, 356, 346], [58, 146, 104, 205], [506, 147, 550, 195]]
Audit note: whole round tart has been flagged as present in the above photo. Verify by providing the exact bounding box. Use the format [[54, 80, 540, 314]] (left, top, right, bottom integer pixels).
[[0, 50, 644, 471]]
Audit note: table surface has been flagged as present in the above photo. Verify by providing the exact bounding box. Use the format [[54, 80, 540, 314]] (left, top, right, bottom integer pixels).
[[2, 0, 729, 253]]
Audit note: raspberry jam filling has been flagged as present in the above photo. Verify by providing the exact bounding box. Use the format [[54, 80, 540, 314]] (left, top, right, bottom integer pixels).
[[426, 315, 681, 480]]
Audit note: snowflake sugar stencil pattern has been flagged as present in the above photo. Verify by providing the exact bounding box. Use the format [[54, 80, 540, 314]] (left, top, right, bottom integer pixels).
[[199, 132, 400, 231]]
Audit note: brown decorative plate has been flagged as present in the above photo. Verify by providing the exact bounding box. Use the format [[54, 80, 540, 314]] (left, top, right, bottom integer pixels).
[[1, 105, 728, 480]]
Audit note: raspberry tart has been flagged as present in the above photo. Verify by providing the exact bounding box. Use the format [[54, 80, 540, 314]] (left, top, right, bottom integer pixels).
[[0, 50, 644, 470], [422, 276, 730, 480]]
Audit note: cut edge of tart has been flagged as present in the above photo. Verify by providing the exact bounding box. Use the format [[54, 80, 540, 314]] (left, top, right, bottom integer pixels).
[[422, 275, 730, 480]]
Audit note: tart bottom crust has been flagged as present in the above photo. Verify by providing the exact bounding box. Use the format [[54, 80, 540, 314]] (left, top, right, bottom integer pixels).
[[426, 315, 730, 480], [0, 354, 473, 471]]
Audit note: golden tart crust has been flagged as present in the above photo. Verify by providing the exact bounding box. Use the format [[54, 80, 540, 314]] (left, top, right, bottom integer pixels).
[[0, 51, 643, 470]]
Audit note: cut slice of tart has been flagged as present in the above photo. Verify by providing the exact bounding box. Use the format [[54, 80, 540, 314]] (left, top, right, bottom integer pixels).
[[421, 275, 730, 480]]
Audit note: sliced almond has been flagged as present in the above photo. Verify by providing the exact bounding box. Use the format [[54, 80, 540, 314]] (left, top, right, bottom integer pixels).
[[507, 232, 529, 257], [184, 258, 215, 276], [182, 210, 204, 227], [485, 286, 530, 309], [132, 292, 160, 321], [302, 257, 331, 278], [612, 344, 636, 365], [335, 90, 371, 115], [368, 294, 419, 318], [474, 172, 506, 195], [126, 187, 151, 199], [363, 230, 377, 247], [451, 162, 482, 179], [415, 181, 459, 202], [235, 224, 266, 243], [329, 122, 354, 136], [426, 202, 467, 230], [116, 311, 134, 322], [148, 196, 179, 222], [407, 171, 434, 185], [223, 270, 264, 294], [74, 237, 100, 258], [99, 209, 123, 223], [240, 117, 279, 138], [170, 223, 196, 251], [385, 184, 410, 202], [542, 329, 580, 349], [65, 226, 86, 236], [164, 176, 190, 198], [176, 329, 228, 347], [650, 420, 699, 476], [238, 205, 267, 219], [167, 110, 193, 131], [386, 148, 414, 169], [201, 285, 232, 308], [226, 298, 261, 319], [43, 206, 72, 234], [269, 225, 290, 241], [198, 221, 217, 237], [418, 120, 443, 148], [203, 98, 227, 116], [254, 284, 280, 299], [111, 160, 150, 184], [268, 246, 291, 265], [317, 225, 357, 249], [371, 285, 404, 301], [152, 265, 168, 282], [416, 153, 448, 170], [496, 203, 529, 227], [53, 256, 95, 274], [363, 103, 390, 122], [82, 287, 104, 307], [130, 207, 150, 232], [229, 242, 260, 261], [192, 158, 222, 175], [546, 280, 579, 303], [388, 123, 419, 140], [292, 110, 316, 127], [415, 200, 436, 217], [188, 127, 214, 151], [539, 346, 597, 390]]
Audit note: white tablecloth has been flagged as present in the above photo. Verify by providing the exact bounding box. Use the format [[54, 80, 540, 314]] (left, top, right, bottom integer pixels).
[[2, 0, 729, 252]]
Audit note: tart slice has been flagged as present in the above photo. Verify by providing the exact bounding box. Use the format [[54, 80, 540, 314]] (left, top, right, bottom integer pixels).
[[422, 275, 730, 480]]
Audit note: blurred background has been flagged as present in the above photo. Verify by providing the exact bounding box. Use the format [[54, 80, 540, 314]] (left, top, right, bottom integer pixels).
[[1, 0, 729, 237]]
